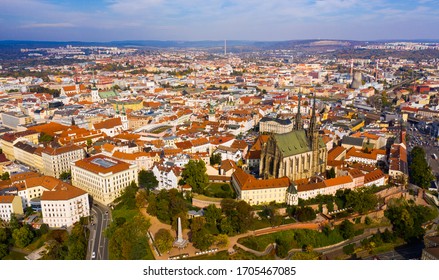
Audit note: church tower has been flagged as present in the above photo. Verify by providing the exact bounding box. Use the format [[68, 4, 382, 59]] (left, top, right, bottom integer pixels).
[[294, 92, 303, 130], [91, 71, 100, 103], [115, 104, 129, 130], [309, 94, 320, 175]]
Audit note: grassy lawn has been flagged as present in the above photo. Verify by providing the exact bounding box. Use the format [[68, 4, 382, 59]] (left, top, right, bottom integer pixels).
[[239, 228, 344, 252], [150, 126, 172, 134], [250, 217, 296, 231], [2, 251, 26, 260], [112, 205, 139, 221], [204, 183, 235, 199], [25, 233, 50, 252]]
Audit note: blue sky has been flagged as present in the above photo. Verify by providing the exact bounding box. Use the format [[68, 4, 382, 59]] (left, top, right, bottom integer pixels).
[[1, 0, 439, 41]]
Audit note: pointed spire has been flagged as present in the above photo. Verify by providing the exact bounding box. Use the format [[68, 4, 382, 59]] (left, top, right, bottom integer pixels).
[[295, 89, 303, 130], [116, 103, 119, 114], [309, 92, 318, 133], [122, 105, 126, 116], [311, 93, 316, 119]]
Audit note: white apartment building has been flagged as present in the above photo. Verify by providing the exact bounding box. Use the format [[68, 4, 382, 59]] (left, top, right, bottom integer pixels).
[[71, 155, 138, 205], [42, 144, 85, 178], [0, 196, 23, 222], [41, 184, 90, 228], [152, 164, 181, 190]]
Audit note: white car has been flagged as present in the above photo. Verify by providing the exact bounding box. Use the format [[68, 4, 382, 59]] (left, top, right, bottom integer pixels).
[[92, 252, 96, 259]]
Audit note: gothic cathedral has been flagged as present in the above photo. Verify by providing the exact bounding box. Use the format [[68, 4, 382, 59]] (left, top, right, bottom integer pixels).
[[259, 94, 327, 181]]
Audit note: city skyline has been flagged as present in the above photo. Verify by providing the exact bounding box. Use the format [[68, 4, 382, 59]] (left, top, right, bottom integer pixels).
[[1, 0, 439, 42]]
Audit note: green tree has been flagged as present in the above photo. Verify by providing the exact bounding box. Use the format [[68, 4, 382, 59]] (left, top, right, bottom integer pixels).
[[409, 147, 435, 189], [0, 228, 10, 243], [0, 172, 10, 181], [108, 215, 151, 260], [0, 243, 9, 259], [66, 222, 88, 260], [215, 234, 229, 248], [12, 226, 34, 248], [41, 240, 68, 260], [385, 198, 436, 242], [39, 132, 54, 143], [138, 170, 158, 192], [59, 171, 71, 180], [210, 153, 222, 165], [219, 217, 235, 235], [327, 167, 336, 179], [275, 237, 289, 258], [86, 138, 92, 147], [221, 198, 237, 216], [296, 206, 316, 222], [204, 204, 222, 229], [180, 160, 208, 193], [191, 228, 213, 251], [24, 207, 34, 217], [190, 217, 206, 232], [343, 243, 355, 255], [346, 188, 378, 214], [146, 193, 157, 216], [235, 201, 253, 233], [154, 229, 174, 254], [8, 214, 20, 232], [114, 181, 138, 210], [339, 220, 355, 239]]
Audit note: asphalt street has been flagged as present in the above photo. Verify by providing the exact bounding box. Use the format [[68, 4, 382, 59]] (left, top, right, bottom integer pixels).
[[89, 203, 111, 260]]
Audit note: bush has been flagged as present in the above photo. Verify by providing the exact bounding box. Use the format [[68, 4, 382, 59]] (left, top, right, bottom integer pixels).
[[364, 216, 372, 225], [343, 243, 355, 255]]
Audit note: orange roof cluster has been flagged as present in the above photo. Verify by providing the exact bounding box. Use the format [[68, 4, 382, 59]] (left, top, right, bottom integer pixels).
[[324, 176, 353, 187], [232, 167, 290, 191], [93, 117, 123, 130], [328, 146, 346, 161], [346, 147, 386, 160], [42, 144, 83, 156], [364, 169, 386, 184], [112, 151, 151, 161], [0, 195, 15, 204], [41, 183, 87, 201], [28, 122, 70, 136], [10, 171, 40, 183], [25, 176, 63, 191]]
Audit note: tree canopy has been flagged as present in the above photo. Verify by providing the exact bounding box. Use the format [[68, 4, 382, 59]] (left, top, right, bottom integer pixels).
[[409, 147, 435, 189], [138, 170, 158, 192], [385, 198, 436, 242], [154, 229, 174, 254], [180, 160, 209, 193], [346, 187, 378, 214]]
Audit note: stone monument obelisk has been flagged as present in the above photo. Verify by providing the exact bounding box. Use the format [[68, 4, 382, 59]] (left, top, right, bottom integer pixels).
[[173, 217, 188, 248]]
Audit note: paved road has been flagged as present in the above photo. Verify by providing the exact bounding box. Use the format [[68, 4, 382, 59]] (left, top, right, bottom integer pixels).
[[89, 203, 111, 260]]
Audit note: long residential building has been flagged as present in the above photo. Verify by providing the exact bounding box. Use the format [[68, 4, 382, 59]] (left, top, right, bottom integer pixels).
[[13, 141, 44, 172], [0, 130, 39, 160], [231, 167, 291, 205], [42, 144, 85, 178], [71, 155, 138, 205]]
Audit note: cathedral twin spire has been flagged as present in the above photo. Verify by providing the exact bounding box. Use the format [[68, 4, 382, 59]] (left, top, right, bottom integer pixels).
[[294, 90, 317, 133]]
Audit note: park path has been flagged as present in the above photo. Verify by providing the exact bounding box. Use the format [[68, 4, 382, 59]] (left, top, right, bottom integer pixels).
[[140, 206, 330, 260]]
